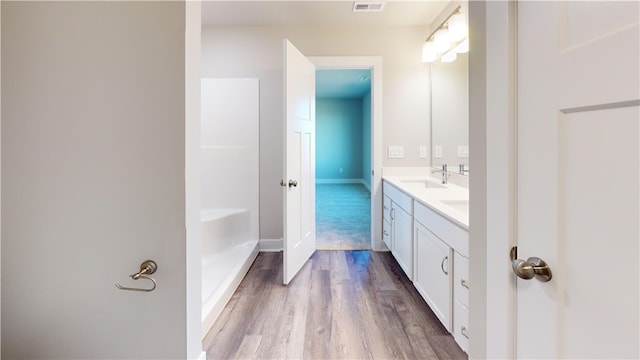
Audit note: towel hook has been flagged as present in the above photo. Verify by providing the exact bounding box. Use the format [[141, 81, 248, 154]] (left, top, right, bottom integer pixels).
[[116, 260, 158, 292]]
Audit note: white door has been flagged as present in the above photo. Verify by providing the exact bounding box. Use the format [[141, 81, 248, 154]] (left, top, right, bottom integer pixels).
[[283, 39, 316, 285], [515, 1, 639, 358], [2, 2, 194, 358]]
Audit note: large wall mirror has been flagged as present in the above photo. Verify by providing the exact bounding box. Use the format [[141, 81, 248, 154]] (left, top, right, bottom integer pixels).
[[431, 52, 469, 170]]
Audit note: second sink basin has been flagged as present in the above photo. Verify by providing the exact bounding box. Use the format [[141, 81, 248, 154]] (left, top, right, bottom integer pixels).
[[441, 199, 469, 214], [400, 179, 447, 189]]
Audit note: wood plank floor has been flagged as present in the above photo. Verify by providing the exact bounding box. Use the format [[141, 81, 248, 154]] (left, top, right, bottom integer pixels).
[[203, 251, 467, 360]]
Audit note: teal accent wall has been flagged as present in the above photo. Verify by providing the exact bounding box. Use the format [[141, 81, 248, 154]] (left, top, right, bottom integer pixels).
[[362, 91, 372, 189], [316, 98, 363, 180]]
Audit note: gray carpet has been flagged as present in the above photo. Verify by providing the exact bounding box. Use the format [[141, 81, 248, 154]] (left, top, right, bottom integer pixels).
[[316, 183, 371, 250]]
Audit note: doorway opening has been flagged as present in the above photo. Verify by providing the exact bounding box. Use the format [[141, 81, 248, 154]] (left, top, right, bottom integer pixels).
[[310, 56, 383, 252], [315, 69, 372, 250]]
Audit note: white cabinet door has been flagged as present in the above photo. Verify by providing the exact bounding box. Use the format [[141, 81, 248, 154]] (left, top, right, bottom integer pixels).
[[414, 220, 452, 331], [392, 203, 413, 280]]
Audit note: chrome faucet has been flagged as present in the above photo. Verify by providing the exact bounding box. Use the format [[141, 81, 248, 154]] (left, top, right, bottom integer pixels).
[[459, 164, 469, 175], [431, 164, 449, 184]]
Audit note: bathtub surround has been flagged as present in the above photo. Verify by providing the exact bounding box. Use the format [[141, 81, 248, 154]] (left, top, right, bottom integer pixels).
[[200, 79, 260, 338]]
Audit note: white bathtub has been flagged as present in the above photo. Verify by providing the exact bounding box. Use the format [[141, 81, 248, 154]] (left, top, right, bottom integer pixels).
[[201, 208, 258, 338]]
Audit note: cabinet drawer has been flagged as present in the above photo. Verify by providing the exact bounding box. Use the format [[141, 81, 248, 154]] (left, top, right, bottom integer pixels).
[[453, 298, 469, 353], [454, 251, 469, 308], [383, 195, 391, 222], [414, 201, 468, 257], [383, 218, 392, 250], [383, 181, 412, 213]]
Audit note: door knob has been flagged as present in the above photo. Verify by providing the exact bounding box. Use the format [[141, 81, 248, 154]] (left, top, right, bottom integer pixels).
[[280, 179, 298, 187], [512, 256, 552, 282]]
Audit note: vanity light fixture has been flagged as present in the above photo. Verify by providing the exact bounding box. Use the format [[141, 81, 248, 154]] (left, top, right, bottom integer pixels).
[[447, 12, 467, 42], [433, 28, 451, 54], [422, 40, 437, 62], [453, 38, 469, 54], [441, 48, 458, 63], [422, 5, 468, 63]]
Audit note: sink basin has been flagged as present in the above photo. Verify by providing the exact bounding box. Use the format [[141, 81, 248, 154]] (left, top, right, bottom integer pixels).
[[400, 179, 447, 189], [441, 199, 469, 214]]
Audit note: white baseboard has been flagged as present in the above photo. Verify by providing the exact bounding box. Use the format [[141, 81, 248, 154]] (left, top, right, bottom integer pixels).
[[259, 238, 283, 252], [316, 178, 371, 191], [316, 178, 366, 185]]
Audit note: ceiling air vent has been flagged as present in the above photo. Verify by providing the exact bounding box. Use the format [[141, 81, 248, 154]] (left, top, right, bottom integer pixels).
[[353, 2, 385, 12]]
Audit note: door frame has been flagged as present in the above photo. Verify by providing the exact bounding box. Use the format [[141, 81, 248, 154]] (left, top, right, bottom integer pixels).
[[308, 56, 384, 251], [468, 1, 517, 359]]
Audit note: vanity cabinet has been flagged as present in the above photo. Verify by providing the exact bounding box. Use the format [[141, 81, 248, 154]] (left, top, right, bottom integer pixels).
[[413, 220, 452, 331], [414, 200, 469, 353], [381, 178, 469, 353], [383, 182, 413, 280]]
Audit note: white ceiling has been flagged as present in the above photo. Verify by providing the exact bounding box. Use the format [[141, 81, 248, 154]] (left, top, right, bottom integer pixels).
[[201, 1, 448, 98], [201, 1, 448, 27]]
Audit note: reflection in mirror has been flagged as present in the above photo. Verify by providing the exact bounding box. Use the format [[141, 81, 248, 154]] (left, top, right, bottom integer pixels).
[[431, 52, 469, 172]]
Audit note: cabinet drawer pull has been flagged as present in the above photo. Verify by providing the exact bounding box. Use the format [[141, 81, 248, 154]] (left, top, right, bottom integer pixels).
[[390, 208, 395, 220], [460, 278, 469, 289], [441, 256, 449, 275], [461, 326, 469, 339]]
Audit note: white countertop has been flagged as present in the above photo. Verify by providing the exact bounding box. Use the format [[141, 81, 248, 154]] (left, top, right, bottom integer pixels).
[[383, 175, 469, 229]]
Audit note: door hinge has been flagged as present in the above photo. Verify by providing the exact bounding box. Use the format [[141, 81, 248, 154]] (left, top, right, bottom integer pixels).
[[510, 246, 517, 262]]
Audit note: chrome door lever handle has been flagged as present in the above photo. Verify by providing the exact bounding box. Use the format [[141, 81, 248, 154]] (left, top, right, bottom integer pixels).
[[512, 256, 552, 282]]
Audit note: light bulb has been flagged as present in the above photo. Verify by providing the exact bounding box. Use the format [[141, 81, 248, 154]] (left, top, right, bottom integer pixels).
[[433, 28, 451, 54], [454, 38, 469, 54], [448, 13, 467, 42], [441, 49, 457, 63], [422, 41, 437, 62]]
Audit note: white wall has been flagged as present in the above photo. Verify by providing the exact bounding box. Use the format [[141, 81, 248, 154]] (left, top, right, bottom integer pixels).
[[362, 90, 372, 189], [202, 25, 431, 239], [469, 1, 517, 359], [0, 3, 3, 352], [2, 2, 199, 358], [185, 2, 203, 359]]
